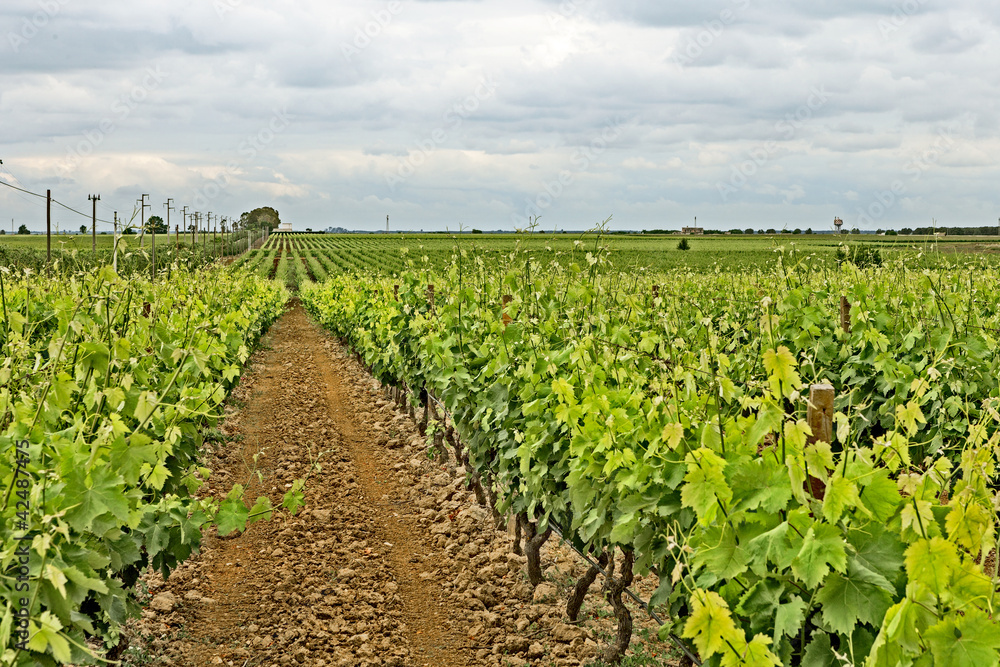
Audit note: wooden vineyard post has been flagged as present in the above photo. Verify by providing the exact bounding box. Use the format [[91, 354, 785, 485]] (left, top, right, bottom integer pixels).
[[806, 383, 835, 499], [393, 284, 399, 302], [652, 284, 660, 303], [807, 383, 835, 445], [502, 294, 512, 327], [426, 284, 435, 312], [840, 296, 851, 334]]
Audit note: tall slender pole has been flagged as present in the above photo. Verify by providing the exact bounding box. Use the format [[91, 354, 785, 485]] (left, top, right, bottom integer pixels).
[[141, 194, 153, 279], [46, 189, 51, 274], [113, 212, 118, 273], [89, 194, 99, 253], [182, 206, 189, 246], [164, 198, 174, 256]]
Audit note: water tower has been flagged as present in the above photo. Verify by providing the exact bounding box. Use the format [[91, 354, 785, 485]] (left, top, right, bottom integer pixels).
[[834, 217, 844, 234]]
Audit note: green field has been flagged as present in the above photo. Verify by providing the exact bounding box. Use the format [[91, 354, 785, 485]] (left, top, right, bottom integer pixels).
[[244, 232, 1000, 280]]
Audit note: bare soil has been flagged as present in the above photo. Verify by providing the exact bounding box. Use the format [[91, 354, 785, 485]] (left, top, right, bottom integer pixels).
[[127, 303, 672, 667]]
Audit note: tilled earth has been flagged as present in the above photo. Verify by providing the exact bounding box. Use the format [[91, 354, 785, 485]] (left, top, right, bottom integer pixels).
[[128, 303, 671, 667]]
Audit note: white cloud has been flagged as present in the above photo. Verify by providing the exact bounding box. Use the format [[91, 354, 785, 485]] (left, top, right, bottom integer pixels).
[[0, 0, 998, 231]]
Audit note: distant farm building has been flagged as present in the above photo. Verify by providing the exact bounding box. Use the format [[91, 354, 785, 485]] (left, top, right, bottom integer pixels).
[[681, 227, 704, 235], [278, 223, 293, 232]]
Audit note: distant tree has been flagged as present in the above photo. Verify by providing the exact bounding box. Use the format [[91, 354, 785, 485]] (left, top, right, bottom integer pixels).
[[146, 216, 167, 234], [805, 228, 813, 234], [851, 227, 861, 234], [729, 229, 743, 234], [0, 229, 5, 235], [242, 207, 281, 231], [757, 230, 765, 235], [79, 224, 88, 234], [900, 227, 913, 235], [306, 227, 313, 232], [793, 228, 802, 234], [876, 229, 884, 235], [677, 238, 691, 251], [17, 224, 29, 235], [123, 227, 135, 235], [744, 228, 754, 235], [886, 230, 898, 236], [766, 228, 776, 234]]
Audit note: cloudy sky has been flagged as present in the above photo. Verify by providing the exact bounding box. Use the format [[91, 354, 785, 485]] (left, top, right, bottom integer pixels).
[[1, 0, 998, 233]]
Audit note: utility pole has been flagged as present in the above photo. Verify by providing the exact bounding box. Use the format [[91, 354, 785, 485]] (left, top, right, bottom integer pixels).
[[136, 199, 143, 247], [182, 205, 189, 246], [88, 194, 100, 253], [46, 189, 51, 274], [164, 198, 174, 249], [143, 193, 155, 279], [113, 212, 119, 272]]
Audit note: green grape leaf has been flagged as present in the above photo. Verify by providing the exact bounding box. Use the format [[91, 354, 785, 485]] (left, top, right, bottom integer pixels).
[[905, 537, 960, 597], [721, 633, 782, 667], [924, 609, 1000, 667], [763, 346, 801, 398], [248, 496, 273, 524], [801, 633, 835, 667], [216, 498, 249, 537], [692, 526, 749, 582], [683, 590, 738, 659], [681, 447, 732, 524], [791, 522, 847, 588], [859, 469, 902, 523], [26, 612, 72, 663], [282, 479, 306, 515], [746, 522, 796, 574], [848, 523, 905, 592], [63, 465, 132, 531], [822, 474, 860, 523], [815, 561, 894, 635]]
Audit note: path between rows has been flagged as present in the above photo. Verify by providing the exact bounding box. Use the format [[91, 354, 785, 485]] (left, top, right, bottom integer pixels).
[[132, 301, 660, 667], [139, 303, 468, 666]]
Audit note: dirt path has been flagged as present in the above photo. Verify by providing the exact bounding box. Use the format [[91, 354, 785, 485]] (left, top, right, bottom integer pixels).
[[132, 302, 665, 667]]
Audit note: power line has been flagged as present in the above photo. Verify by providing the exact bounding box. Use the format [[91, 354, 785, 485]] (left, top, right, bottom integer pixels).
[[0, 178, 46, 200], [0, 178, 122, 227]]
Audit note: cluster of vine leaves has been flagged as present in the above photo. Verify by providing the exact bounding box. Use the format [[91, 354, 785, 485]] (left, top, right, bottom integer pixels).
[[0, 265, 303, 665], [302, 243, 1000, 667]]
